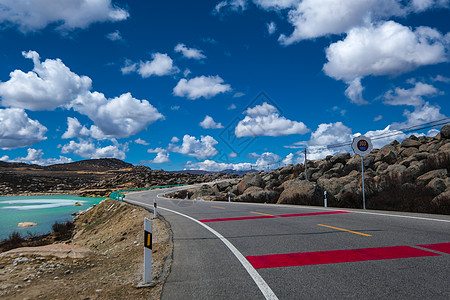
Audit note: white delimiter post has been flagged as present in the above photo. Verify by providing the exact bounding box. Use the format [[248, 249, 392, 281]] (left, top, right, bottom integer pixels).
[[153, 199, 157, 219], [143, 218, 152, 284]]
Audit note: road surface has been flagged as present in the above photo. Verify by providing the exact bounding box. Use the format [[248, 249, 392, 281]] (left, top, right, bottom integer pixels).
[[125, 184, 450, 300]]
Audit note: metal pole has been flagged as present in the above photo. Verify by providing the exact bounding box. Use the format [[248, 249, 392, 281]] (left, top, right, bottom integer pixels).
[[304, 148, 308, 181], [143, 218, 152, 284], [361, 156, 366, 210]]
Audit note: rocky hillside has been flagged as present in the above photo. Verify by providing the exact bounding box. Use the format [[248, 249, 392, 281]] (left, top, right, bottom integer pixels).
[[170, 125, 450, 214], [0, 158, 236, 197]]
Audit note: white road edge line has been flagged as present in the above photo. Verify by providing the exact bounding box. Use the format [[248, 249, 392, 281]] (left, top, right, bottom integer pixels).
[[126, 196, 279, 300]]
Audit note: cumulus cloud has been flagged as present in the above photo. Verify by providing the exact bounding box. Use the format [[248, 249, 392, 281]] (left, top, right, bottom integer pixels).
[[71, 92, 164, 139], [0, 0, 129, 33], [0, 51, 92, 111], [185, 159, 252, 172], [0, 108, 47, 149], [199, 115, 224, 129], [169, 135, 218, 160], [149, 151, 170, 164], [384, 81, 441, 107], [309, 122, 353, 147], [362, 126, 407, 149], [61, 139, 127, 159], [409, 0, 450, 12], [235, 102, 309, 137], [174, 43, 207, 60], [134, 138, 149, 145], [392, 102, 446, 130], [6, 148, 72, 166], [323, 21, 449, 102], [173, 75, 231, 100], [137, 53, 179, 78], [254, 0, 298, 10], [278, 0, 404, 45], [61, 117, 108, 140]]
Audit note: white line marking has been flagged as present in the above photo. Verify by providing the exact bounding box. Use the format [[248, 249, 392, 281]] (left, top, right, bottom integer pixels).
[[159, 206, 279, 300], [126, 196, 278, 300]]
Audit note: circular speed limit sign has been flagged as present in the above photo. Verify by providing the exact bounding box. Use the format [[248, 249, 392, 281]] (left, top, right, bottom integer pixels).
[[352, 135, 373, 156]]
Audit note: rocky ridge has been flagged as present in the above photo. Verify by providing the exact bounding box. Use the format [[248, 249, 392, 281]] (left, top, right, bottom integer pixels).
[[169, 125, 450, 214]]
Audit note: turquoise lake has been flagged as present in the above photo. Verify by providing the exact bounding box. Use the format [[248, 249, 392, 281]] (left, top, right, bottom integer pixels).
[[0, 195, 103, 241]]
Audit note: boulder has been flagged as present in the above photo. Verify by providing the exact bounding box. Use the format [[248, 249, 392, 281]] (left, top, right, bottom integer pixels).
[[426, 178, 447, 196], [375, 145, 398, 165], [216, 181, 232, 192], [277, 179, 321, 205], [399, 147, 419, 157], [431, 190, 450, 208], [440, 124, 450, 139], [317, 171, 359, 197], [383, 164, 407, 176], [330, 153, 350, 165], [237, 173, 265, 194], [417, 169, 448, 186], [401, 138, 421, 148], [237, 189, 279, 203]]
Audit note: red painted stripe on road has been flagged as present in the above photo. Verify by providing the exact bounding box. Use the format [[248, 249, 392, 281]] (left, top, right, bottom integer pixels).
[[277, 211, 350, 218], [418, 242, 450, 254], [200, 215, 275, 222], [246, 246, 440, 269], [199, 210, 350, 223]]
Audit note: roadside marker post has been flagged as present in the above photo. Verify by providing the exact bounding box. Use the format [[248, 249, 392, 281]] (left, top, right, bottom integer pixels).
[[143, 217, 153, 285], [324, 191, 327, 208], [153, 199, 157, 219], [351, 136, 373, 210], [228, 192, 231, 203]]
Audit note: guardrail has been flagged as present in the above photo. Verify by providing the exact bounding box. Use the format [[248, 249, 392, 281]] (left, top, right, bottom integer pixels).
[[110, 184, 188, 201]]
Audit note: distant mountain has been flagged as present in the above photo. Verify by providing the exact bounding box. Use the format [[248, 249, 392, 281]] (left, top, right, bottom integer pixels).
[[43, 158, 133, 172]]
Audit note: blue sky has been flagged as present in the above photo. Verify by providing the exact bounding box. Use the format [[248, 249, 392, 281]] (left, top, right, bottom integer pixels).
[[0, 0, 449, 171]]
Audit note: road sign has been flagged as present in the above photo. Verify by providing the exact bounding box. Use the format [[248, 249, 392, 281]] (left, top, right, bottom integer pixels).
[[352, 136, 373, 156], [143, 218, 152, 284]]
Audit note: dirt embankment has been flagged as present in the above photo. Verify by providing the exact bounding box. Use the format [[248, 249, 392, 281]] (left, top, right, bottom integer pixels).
[[0, 199, 172, 299]]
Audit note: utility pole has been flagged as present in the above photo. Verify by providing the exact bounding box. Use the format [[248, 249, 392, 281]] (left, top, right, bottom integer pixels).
[[304, 148, 308, 181]]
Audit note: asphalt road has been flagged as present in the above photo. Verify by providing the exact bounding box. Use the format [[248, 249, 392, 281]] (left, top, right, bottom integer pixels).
[[125, 184, 450, 300]]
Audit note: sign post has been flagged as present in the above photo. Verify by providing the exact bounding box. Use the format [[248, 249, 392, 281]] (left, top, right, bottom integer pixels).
[[351, 136, 373, 210], [143, 217, 152, 284]]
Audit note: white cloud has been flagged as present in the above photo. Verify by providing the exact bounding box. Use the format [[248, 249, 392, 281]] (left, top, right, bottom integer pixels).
[[200, 115, 224, 129], [135, 138, 149, 145], [362, 126, 407, 149], [0, 51, 92, 111], [137, 53, 179, 78], [173, 75, 231, 100], [228, 104, 237, 110], [324, 22, 448, 81], [149, 151, 170, 164], [384, 81, 441, 107], [170, 136, 180, 143], [344, 78, 368, 105], [278, 0, 404, 45], [235, 102, 309, 137], [0, 108, 47, 149], [174, 43, 206, 60], [254, 0, 298, 10], [61, 117, 108, 140], [267, 22, 277, 35], [121, 59, 137, 74], [70, 92, 164, 139], [233, 92, 245, 98], [309, 122, 353, 147], [392, 102, 446, 130], [409, 0, 450, 12], [374, 115, 383, 122], [61, 139, 127, 159], [6, 148, 72, 166], [323, 21, 449, 102], [185, 159, 252, 172], [169, 135, 218, 160], [0, 0, 129, 33], [431, 75, 450, 83], [170, 105, 180, 111], [229, 152, 238, 158], [0, 155, 9, 161], [106, 30, 123, 41], [214, 0, 248, 14]]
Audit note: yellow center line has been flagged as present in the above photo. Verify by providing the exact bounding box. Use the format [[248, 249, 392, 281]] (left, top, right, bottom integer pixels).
[[211, 206, 226, 209], [317, 224, 372, 237], [250, 211, 274, 216]]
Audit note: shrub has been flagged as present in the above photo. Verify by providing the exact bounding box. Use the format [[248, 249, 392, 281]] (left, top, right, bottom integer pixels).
[[52, 221, 75, 240]]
